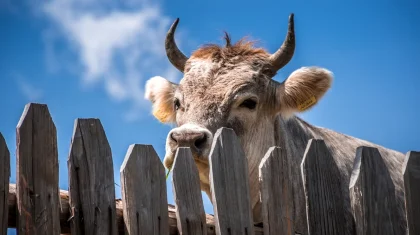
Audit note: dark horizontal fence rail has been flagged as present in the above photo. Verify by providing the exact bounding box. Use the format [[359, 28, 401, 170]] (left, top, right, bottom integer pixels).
[[0, 102, 418, 235]]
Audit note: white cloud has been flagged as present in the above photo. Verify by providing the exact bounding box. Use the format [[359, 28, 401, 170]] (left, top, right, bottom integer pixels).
[[105, 77, 127, 101], [42, 0, 183, 121], [14, 74, 44, 101]]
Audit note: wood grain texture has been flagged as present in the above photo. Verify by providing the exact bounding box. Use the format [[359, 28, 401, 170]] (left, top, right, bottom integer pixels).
[[8, 185, 264, 234], [120, 144, 169, 235], [67, 118, 117, 235], [0, 133, 10, 235], [16, 103, 60, 235], [349, 146, 402, 235], [300, 139, 347, 235], [8, 184, 72, 234], [402, 151, 420, 235], [172, 147, 207, 235], [209, 127, 254, 235], [259, 146, 294, 235]]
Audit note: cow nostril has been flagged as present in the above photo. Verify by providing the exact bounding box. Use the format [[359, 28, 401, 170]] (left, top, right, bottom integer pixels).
[[194, 134, 207, 150]]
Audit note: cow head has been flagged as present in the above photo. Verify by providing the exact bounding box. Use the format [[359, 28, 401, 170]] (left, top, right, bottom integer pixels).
[[145, 14, 333, 210]]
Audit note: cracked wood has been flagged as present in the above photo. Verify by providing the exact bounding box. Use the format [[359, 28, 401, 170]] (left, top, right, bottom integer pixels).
[[209, 127, 254, 235], [172, 147, 207, 235], [68, 118, 117, 235], [16, 103, 60, 235], [120, 144, 169, 235]]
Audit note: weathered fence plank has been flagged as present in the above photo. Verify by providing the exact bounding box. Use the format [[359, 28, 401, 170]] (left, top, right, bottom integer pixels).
[[172, 147, 207, 235], [259, 146, 294, 235], [402, 151, 420, 235], [349, 146, 402, 235], [67, 118, 117, 235], [300, 139, 347, 234], [0, 133, 10, 235], [120, 144, 169, 235], [9, 184, 252, 235], [8, 184, 71, 233], [209, 127, 254, 235], [16, 103, 60, 235]]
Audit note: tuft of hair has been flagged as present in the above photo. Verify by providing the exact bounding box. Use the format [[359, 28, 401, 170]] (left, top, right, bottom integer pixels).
[[191, 32, 269, 61], [224, 31, 232, 47]]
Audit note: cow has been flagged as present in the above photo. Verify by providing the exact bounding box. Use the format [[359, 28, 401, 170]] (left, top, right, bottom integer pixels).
[[144, 14, 407, 234]]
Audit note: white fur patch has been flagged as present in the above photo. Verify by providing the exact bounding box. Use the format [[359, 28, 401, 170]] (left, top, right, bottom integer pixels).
[[144, 75, 178, 123], [144, 76, 172, 101], [290, 67, 334, 84]]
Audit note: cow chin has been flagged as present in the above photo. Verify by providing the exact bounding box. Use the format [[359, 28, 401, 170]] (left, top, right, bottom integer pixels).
[[163, 151, 210, 173], [164, 123, 214, 198]]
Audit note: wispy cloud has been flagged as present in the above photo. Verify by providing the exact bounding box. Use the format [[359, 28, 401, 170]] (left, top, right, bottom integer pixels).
[[41, 0, 184, 121], [14, 73, 44, 101]]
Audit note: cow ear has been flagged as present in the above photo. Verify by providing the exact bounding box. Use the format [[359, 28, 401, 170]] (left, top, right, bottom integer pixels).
[[145, 76, 178, 123], [277, 67, 333, 118]]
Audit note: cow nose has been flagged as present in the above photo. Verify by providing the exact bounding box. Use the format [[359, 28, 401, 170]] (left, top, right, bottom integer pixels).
[[170, 130, 207, 152]]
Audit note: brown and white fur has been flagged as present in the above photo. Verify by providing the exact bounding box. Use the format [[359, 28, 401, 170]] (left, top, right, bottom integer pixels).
[[145, 36, 407, 234]]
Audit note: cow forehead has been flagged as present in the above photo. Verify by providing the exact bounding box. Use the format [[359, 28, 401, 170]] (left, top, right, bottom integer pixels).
[[178, 58, 269, 103]]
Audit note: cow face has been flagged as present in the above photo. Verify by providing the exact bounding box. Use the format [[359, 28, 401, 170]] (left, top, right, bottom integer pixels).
[[144, 15, 333, 201]]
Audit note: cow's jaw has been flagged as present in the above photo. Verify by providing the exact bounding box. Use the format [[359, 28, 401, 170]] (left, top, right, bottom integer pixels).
[[164, 148, 212, 197], [164, 123, 213, 195]]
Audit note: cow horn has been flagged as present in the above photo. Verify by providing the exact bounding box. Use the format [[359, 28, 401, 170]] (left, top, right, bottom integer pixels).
[[165, 18, 188, 73], [269, 13, 296, 71]]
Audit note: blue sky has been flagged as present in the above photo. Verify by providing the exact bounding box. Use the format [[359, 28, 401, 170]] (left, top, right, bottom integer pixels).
[[1, 0, 419, 233]]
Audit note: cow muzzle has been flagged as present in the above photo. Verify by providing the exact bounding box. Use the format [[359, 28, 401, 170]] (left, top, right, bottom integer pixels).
[[164, 123, 213, 169], [164, 124, 213, 168]]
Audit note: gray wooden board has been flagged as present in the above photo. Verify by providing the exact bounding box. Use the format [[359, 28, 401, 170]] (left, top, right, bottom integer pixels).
[[16, 103, 60, 235], [349, 146, 402, 235], [209, 127, 254, 235], [172, 147, 207, 235], [259, 146, 294, 235], [120, 144, 169, 235], [402, 151, 420, 235], [8, 183, 248, 235], [0, 133, 10, 235], [67, 118, 117, 235], [300, 139, 347, 234]]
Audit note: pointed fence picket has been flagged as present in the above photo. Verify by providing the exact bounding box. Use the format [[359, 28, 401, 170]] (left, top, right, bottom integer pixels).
[[68, 118, 118, 235], [349, 147, 404, 235], [209, 128, 255, 235], [172, 147, 207, 235], [120, 144, 169, 235], [259, 146, 294, 235], [403, 151, 420, 235], [0, 103, 417, 235], [301, 139, 347, 234], [0, 133, 10, 235], [16, 104, 60, 235]]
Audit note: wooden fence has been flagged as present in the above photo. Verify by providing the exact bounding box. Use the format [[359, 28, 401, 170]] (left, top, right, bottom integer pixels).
[[0, 103, 419, 235]]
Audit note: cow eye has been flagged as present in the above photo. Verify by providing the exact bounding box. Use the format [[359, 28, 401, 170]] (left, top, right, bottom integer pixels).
[[174, 98, 181, 110], [239, 99, 257, 110]]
